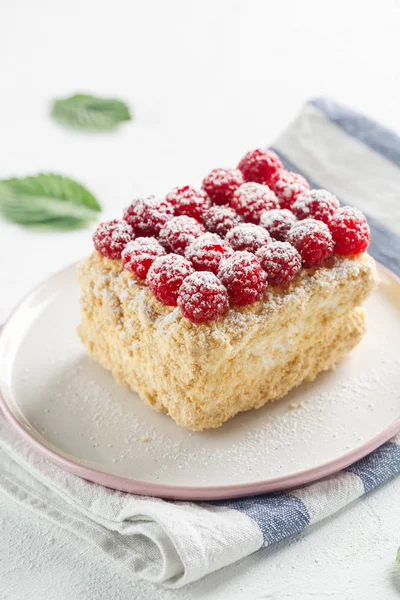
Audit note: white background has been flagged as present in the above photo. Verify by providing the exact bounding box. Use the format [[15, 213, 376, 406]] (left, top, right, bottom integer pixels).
[[1, 1, 400, 598]]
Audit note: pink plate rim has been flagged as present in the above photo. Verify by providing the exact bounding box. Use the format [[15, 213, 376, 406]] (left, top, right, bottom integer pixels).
[[0, 260, 400, 501]]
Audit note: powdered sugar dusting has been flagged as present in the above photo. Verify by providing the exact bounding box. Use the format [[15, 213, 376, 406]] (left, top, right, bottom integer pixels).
[[287, 218, 335, 268], [332, 205, 365, 223], [231, 182, 279, 223], [208, 253, 376, 338], [237, 148, 283, 184], [202, 167, 244, 205], [13, 254, 390, 487], [260, 208, 297, 241], [185, 232, 233, 274], [123, 195, 173, 236], [329, 206, 371, 255], [32, 341, 399, 483], [217, 250, 267, 305], [289, 217, 332, 238], [225, 223, 271, 254], [146, 254, 194, 305], [292, 189, 340, 223], [165, 185, 210, 221], [203, 205, 242, 237], [93, 220, 134, 260], [273, 171, 309, 208], [177, 271, 229, 322], [257, 241, 301, 285], [121, 237, 166, 279], [159, 215, 204, 255]]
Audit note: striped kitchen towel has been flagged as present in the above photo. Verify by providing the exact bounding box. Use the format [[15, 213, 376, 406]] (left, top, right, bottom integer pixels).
[[1, 98, 400, 588]]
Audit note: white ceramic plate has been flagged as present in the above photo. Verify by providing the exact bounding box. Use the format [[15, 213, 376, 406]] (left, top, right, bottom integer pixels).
[[1, 262, 400, 500]]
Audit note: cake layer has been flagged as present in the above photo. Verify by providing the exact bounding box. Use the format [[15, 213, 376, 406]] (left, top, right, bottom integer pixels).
[[77, 252, 377, 430]]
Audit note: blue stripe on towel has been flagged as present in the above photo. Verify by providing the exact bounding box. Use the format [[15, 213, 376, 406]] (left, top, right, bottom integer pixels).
[[214, 494, 310, 544], [311, 97, 400, 168], [366, 216, 400, 277], [269, 148, 400, 278], [345, 441, 400, 492]]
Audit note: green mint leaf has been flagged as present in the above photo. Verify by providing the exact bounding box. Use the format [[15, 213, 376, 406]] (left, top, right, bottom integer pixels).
[[27, 218, 92, 231], [0, 173, 101, 231], [397, 547, 400, 564], [51, 93, 131, 131]]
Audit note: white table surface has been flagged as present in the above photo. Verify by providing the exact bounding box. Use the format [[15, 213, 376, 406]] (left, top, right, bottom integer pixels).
[[1, 1, 400, 598]]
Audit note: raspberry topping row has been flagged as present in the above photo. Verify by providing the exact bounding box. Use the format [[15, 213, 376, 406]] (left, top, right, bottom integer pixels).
[[92, 148, 371, 323]]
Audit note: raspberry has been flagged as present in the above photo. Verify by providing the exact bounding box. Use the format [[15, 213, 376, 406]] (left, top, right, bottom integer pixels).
[[256, 241, 302, 286], [121, 237, 166, 279], [165, 185, 211, 222], [159, 216, 205, 255], [217, 251, 267, 305], [146, 254, 194, 306], [292, 190, 340, 224], [185, 232, 233, 274], [203, 205, 242, 237], [328, 206, 370, 255], [268, 169, 287, 190], [270, 171, 310, 209], [237, 149, 283, 185], [231, 183, 279, 224], [177, 272, 229, 323], [93, 219, 133, 260], [225, 223, 271, 254], [287, 219, 334, 268], [123, 195, 173, 237], [260, 208, 297, 241], [202, 168, 244, 205]]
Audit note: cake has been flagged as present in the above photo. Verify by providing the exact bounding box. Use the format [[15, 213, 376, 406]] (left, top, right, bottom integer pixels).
[[78, 149, 377, 430]]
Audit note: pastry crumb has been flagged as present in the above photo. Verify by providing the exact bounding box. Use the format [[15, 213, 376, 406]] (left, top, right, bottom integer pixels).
[[289, 401, 304, 410]]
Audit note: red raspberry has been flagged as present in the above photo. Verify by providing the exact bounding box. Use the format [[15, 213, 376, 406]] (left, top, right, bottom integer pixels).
[[260, 208, 297, 241], [237, 149, 283, 186], [177, 272, 229, 323], [202, 168, 244, 205], [328, 206, 370, 255], [256, 241, 302, 286], [271, 171, 310, 210], [123, 195, 173, 237], [146, 254, 194, 306], [287, 219, 334, 268], [217, 251, 267, 305], [159, 216, 205, 255], [165, 185, 211, 222], [203, 206, 242, 237], [292, 190, 340, 224], [225, 223, 271, 254], [231, 183, 279, 224], [185, 232, 233, 274], [268, 169, 287, 190], [121, 237, 166, 279], [93, 219, 133, 260]]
